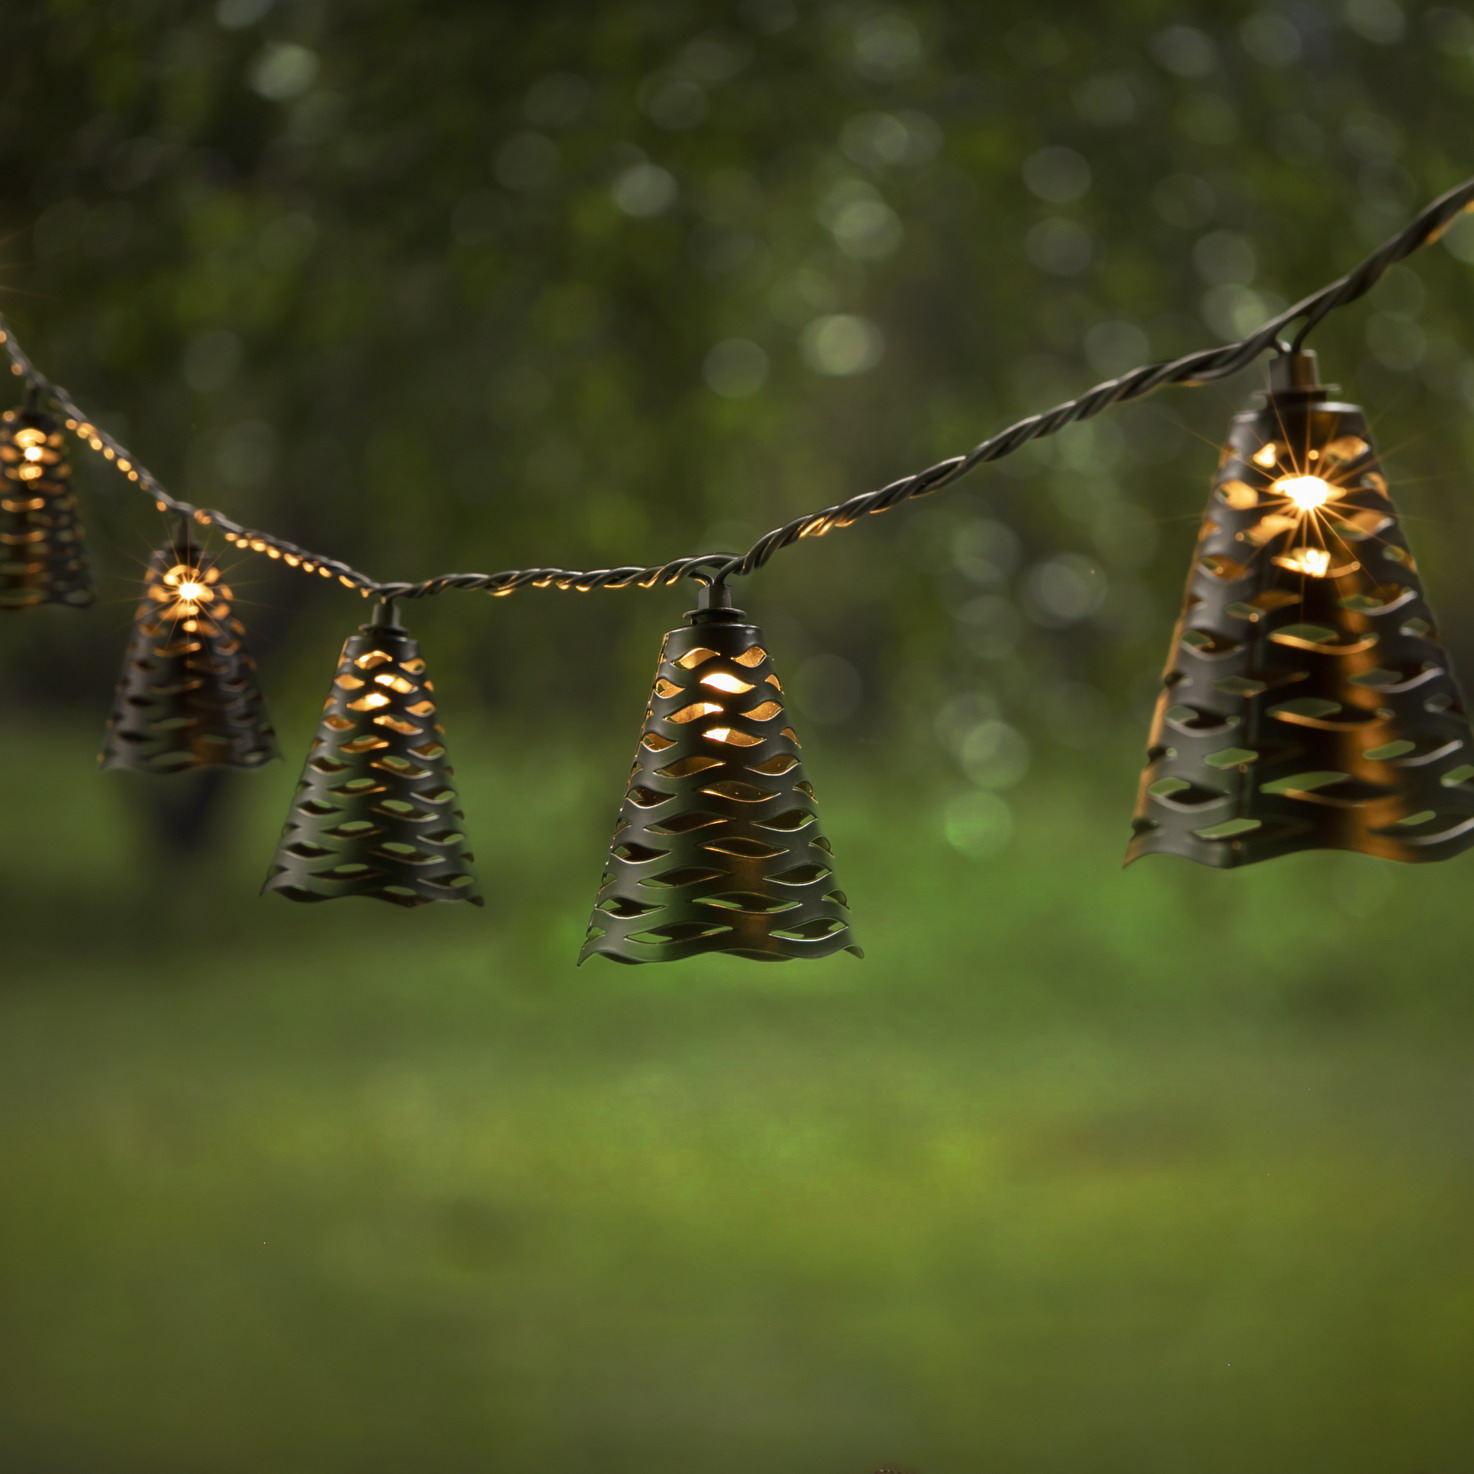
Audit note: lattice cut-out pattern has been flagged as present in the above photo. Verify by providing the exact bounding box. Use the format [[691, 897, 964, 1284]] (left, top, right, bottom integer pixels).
[[262, 619, 482, 906], [579, 612, 860, 963], [1128, 390, 1474, 867], [0, 407, 92, 610], [100, 539, 277, 773]]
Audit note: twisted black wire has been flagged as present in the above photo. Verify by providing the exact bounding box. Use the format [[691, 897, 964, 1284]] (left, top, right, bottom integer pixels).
[[3, 174, 1471, 603], [0, 339, 381, 590]]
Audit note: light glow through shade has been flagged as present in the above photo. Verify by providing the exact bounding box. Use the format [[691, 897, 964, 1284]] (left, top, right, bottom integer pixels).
[[700, 672, 753, 693], [1282, 547, 1331, 578]]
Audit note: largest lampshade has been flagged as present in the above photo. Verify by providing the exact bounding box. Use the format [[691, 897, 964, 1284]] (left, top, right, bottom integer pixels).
[[1128, 350, 1474, 867]]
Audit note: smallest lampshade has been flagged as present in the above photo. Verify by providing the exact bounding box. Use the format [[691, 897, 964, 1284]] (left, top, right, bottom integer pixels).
[[100, 534, 278, 773], [0, 404, 92, 611], [262, 607, 482, 906]]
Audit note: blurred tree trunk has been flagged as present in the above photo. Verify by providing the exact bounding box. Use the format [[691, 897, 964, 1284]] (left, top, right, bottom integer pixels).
[[118, 767, 234, 866]]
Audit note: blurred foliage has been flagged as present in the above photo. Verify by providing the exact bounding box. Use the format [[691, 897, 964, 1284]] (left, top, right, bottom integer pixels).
[[4, 1, 1474, 1471], [8, 726, 1474, 1473], [6, 0, 1474, 766]]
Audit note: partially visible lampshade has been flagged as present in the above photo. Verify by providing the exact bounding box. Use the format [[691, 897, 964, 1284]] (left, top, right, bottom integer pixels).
[[0, 405, 92, 610], [100, 534, 277, 773], [1128, 350, 1474, 867], [579, 588, 861, 963], [262, 606, 482, 906]]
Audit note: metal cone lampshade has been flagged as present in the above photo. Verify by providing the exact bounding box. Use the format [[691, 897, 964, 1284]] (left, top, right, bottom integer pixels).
[[579, 591, 861, 963], [1129, 350, 1474, 868], [100, 535, 277, 773], [262, 608, 482, 906], [1, 405, 92, 610]]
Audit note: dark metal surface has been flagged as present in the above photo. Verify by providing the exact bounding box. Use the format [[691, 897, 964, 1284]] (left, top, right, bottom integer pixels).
[[262, 612, 482, 906], [100, 537, 277, 773], [3, 179, 1472, 602], [0, 406, 92, 610], [579, 598, 861, 963], [1128, 355, 1474, 868]]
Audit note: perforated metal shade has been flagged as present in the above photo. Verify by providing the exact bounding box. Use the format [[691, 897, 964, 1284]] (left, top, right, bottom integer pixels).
[[0, 406, 92, 611], [262, 612, 482, 906], [1128, 352, 1474, 867], [579, 599, 861, 963], [100, 537, 277, 773]]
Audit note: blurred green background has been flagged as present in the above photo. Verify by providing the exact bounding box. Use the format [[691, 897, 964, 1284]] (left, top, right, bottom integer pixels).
[[5, 2, 1474, 1471]]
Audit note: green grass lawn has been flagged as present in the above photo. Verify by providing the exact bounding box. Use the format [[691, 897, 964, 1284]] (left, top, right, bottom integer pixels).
[[2, 721, 1472, 1473]]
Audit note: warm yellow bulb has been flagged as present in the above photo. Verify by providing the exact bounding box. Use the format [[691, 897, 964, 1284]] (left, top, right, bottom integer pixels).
[[163, 565, 212, 601], [1273, 474, 1332, 511], [22, 445, 44, 461], [161, 564, 215, 613]]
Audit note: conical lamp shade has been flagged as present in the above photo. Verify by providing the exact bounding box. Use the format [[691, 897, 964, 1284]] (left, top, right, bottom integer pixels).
[[262, 613, 482, 906], [1128, 351, 1474, 868], [100, 537, 278, 773], [579, 599, 861, 963], [1, 406, 92, 610]]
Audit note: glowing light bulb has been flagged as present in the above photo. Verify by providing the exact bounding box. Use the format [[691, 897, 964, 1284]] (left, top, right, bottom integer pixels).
[[700, 672, 753, 693], [22, 445, 44, 461], [1273, 474, 1333, 511], [163, 565, 212, 604], [160, 564, 216, 616]]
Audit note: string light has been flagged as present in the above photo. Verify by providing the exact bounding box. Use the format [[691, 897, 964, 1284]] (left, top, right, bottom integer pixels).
[[99, 533, 278, 774], [1128, 349, 1474, 869], [0, 406, 92, 611], [261, 602, 482, 907], [0, 175, 1471, 952], [579, 585, 860, 964]]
